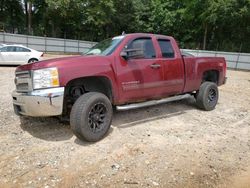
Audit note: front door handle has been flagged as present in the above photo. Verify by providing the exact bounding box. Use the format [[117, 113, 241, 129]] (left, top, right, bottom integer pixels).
[[150, 63, 161, 69]]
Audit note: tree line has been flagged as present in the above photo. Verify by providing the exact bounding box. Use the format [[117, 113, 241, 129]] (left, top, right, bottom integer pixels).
[[1, 0, 250, 52]]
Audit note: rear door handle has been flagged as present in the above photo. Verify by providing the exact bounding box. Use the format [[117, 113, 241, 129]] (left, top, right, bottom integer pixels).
[[150, 63, 161, 69]]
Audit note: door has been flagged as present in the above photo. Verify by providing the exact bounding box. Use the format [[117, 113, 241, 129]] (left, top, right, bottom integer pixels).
[[15, 47, 31, 64], [0, 46, 18, 64], [0, 47, 4, 63], [116, 37, 165, 103], [157, 39, 185, 95]]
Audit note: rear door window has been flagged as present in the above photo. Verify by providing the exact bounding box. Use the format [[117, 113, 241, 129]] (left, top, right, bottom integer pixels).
[[157, 39, 175, 58], [16, 47, 31, 52]]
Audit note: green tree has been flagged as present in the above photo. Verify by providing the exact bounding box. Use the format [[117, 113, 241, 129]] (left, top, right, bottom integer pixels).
[[0, 0, 24, 33], [1, 0, 250, 52]]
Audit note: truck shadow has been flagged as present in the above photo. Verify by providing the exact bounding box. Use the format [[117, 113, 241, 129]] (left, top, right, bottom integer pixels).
[[19, 116, 74, 142], [19, 97, 197, 142], [0, 65, 19, 67], [112, 97, 196, 128]]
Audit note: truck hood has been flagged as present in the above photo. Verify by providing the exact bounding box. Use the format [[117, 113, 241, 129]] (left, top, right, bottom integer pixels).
[[16, 55, 112, 72]]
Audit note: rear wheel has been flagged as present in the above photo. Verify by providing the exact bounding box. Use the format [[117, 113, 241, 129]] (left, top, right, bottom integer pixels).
[[70, 92, 113, 142], [196, 82, 219, 111], [28, 58, 38, 63]]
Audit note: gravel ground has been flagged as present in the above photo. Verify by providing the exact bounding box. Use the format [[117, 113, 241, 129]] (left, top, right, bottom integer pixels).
[[0, 65, 249, 188]]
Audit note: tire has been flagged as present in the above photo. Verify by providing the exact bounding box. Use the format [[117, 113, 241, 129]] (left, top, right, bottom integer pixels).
[[28, 58, 38, 63], [196, 82, 219, 111], [70, 92, 113, 142]]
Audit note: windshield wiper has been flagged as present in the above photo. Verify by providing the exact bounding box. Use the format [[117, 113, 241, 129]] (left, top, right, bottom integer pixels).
[[84, 53, 95, 56]]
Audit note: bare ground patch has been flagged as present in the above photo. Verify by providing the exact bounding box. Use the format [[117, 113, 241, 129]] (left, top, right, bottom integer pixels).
[[0, 67, 249, 188]]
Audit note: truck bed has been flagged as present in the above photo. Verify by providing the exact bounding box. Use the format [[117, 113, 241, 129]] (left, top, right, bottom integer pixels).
[[183, 56, 227, 93]]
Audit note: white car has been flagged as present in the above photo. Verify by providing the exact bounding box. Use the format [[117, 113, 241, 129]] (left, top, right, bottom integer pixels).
[[0, 45, 44, 65]]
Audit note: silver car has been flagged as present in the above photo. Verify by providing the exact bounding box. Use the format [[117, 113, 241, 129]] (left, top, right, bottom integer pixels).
[[0, 45, 44, 65]]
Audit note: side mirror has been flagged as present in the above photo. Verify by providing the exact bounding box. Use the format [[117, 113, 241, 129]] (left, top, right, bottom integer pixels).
[[120, 51, 128, 60], [120, 48, 144, 60]]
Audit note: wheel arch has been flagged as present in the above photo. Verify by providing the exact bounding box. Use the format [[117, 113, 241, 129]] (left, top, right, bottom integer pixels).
[[201, 70, 219, 84], [65, 76, 114, 100], [28, 58, 39, 63], [63, 76, 114, 116]]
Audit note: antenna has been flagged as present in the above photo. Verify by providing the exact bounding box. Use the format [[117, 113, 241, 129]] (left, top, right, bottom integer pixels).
[[122, 31, 126, 35]]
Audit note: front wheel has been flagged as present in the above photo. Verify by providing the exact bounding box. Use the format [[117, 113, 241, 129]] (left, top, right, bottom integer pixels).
[[196, 82, 219, 111], [70, 92, 113, 142]]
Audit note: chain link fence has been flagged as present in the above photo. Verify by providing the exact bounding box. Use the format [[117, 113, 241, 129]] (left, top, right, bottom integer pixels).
[[0, 32, 96, 54], [183, 49, 250, 71], [1, 32, 249, 70]]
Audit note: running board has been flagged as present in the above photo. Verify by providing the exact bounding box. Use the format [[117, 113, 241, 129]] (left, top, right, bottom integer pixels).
[[116, 94, 191, 111]]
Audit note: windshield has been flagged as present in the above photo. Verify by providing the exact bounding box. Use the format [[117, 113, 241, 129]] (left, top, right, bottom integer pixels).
[[84, 36, 125, 56]]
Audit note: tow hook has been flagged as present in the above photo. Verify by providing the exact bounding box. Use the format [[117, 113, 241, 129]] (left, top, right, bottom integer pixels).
[[48, 93, 52, 105]]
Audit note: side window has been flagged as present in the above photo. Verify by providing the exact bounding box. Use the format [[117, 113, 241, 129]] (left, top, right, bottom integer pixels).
[[6, 46, 16, 52], [158, 39, 175, 58], [127, 38, 156, 59], [16, 47, 31, 52], [0, 47, 8, 52]]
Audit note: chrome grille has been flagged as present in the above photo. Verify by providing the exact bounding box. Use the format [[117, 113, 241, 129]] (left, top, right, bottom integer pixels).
[[15, 71, 32, 92]]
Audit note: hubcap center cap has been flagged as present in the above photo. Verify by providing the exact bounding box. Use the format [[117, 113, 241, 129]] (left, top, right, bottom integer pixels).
[[93, 114, 100, 121]]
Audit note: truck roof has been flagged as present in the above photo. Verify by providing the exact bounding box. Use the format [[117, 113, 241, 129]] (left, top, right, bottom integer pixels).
[[118, 33, 173, 39]]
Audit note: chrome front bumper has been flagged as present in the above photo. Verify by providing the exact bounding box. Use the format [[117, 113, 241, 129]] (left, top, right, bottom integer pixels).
[[12, 87, 65, 117]]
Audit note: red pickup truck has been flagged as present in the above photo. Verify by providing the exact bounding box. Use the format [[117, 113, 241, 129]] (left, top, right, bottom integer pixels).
[[12, 33, 227, 142]]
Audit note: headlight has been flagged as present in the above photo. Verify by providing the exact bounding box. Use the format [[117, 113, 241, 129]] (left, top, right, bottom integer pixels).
[[33, 67, 60, 89]]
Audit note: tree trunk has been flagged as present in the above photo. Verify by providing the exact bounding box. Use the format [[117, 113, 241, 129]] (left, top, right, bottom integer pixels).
[[27, 1, 32, 35], [24, 1, 28, 33], [10, 6, 14, 33], [203, 23, 208, 50], [51, 22, 56, 37]]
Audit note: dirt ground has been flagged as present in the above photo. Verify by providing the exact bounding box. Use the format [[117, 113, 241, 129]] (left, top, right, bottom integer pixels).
[[0, 64, 249, 188]]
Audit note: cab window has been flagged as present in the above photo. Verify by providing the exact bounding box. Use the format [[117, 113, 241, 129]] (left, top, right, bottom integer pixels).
[[157, 39, 175, 58], [127, 38, 156, 59]]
